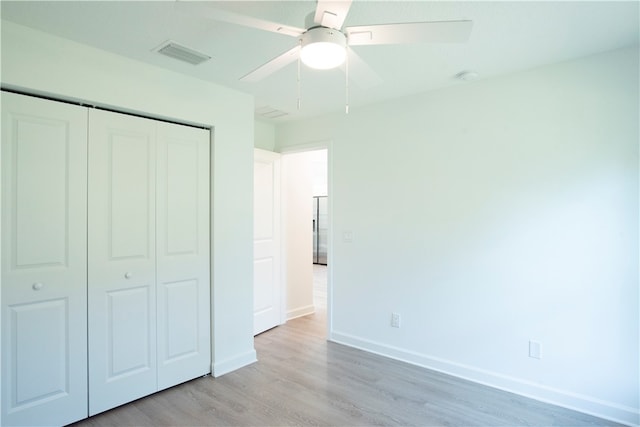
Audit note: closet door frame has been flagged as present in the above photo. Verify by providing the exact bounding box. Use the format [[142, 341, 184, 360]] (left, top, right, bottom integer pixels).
[[1, 92, 213, 422]]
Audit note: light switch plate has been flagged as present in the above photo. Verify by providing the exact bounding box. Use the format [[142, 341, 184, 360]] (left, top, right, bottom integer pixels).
[[529, 340, 542, 359], [391, 313, 401, 328]]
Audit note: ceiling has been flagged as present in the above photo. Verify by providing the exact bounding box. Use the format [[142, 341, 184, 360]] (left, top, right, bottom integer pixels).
[[1, 1, 638, 122]]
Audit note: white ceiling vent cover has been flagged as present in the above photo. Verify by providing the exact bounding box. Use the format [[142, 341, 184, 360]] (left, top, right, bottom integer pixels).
[[256, 106, 289, 119], [156, 41, 211, 65]]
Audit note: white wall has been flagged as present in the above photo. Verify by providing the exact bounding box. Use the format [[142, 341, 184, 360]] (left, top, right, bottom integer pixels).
[[1, 21, 257, 376], [275, 47, 639, 425], [254, 120, 276, 151], [310, 149, 328, 197], [281, 151, 315, 319]]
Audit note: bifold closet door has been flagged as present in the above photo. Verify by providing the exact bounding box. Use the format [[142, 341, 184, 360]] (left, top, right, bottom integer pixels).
[[156, 122, 210, 390], [1, 92, 88, 426], [88, 109, 158, 415], [88, 109, 211, 415]]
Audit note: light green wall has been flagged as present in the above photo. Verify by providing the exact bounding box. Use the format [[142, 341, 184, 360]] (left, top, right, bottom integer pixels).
[[254, 120, 276, 151], [276, 46, 639, 425], [281, 151, 315, 319], [1, 21, 257, 377]]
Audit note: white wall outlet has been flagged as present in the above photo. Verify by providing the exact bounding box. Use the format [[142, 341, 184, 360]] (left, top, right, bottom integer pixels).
[[343, 231, 353, 243], [391, 313, 401, 328], [529, 340, 542, 359]]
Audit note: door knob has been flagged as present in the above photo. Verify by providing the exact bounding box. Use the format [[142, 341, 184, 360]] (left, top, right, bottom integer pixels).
[[124, 272, 133, 279], [32, 282, 44, 291]]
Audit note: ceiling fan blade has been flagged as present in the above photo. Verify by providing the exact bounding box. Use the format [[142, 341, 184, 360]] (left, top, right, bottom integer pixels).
[[175, 1, 305, 38], [341, 48, 383, 89], [240, 45, 301, 83], [313, 0, 353, 29], [346, 20, 473, 46]]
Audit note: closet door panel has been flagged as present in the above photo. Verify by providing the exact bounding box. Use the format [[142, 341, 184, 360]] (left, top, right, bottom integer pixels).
[[156, 122, 210, 390], [109, 136, 153, 258], [1, 92, 88, 426], [88, 109, 157, 416]]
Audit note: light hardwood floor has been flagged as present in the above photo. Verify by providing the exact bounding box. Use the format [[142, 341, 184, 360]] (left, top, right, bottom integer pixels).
[[72, 266, 621, 426]]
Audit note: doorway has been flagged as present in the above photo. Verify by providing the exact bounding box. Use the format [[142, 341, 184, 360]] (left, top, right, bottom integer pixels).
[[281, 148, 328, 328]]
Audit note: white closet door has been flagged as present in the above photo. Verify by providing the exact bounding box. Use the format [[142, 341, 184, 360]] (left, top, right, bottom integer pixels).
[[88, 109, 157, 415], [156, 122, 210, 390], [1, 92, 88, 426]]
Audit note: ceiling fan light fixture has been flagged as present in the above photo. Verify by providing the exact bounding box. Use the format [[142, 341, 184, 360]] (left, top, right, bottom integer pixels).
[[300, 27, 347, 70]]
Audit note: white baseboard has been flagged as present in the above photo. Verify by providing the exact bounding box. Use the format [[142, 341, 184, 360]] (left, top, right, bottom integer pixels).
[[329, 330, 639, 427], [211, 349, 257, 377], [286, 304, 315, 321]]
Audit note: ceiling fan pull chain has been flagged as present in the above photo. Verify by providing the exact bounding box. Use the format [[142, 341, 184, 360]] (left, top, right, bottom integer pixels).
[[345, 51, 350, 114], [297, 41, 302, 111]]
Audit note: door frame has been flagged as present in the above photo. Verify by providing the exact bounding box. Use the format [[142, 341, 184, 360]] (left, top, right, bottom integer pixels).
[[279, 141, 332, 336]]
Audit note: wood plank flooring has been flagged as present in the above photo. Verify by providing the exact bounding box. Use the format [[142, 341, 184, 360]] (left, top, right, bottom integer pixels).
[[72, 266, 622, 426]]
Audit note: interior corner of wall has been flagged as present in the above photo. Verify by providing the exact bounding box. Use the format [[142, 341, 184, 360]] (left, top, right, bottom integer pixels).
[[211, 349, 257, 378]]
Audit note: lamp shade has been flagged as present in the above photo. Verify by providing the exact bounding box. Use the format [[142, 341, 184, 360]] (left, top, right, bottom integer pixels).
[[300, 27, 347, 70]]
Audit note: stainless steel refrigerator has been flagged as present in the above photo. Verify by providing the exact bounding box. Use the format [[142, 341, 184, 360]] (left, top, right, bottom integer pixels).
[[313, 196, 328, 265]]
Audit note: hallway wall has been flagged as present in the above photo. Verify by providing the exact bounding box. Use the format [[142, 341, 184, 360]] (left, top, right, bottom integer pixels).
[[281, 151, 315, 319]]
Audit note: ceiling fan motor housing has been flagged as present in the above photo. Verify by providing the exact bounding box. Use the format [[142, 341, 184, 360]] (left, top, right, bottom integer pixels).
[[299, 27, 347, 69]]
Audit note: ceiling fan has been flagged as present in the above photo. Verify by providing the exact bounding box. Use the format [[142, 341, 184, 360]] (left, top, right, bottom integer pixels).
[[179, 0, 473, 87]]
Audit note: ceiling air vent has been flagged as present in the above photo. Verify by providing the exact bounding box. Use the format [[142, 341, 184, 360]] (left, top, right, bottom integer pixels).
[[256, 106, 289, 119], [156, 41, 211, 65]]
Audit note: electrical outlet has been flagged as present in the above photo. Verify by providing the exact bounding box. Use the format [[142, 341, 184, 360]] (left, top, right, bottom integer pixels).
[[529, 340, 542, 359], [391, 313, 401, 328]]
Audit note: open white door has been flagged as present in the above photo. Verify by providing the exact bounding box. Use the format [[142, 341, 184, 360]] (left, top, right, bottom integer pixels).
[[253, 149, 282, 335]]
